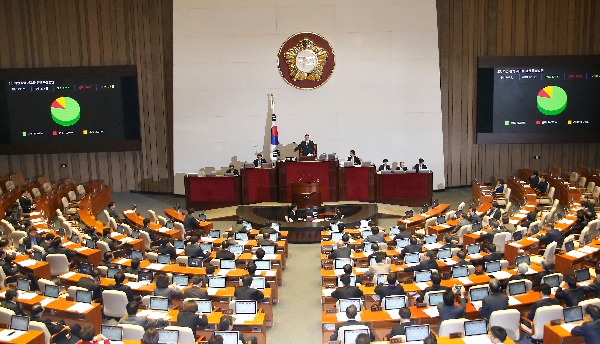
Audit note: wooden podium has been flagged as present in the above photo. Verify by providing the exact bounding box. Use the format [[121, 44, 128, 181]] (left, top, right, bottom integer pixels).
[[291, 182, 321, 209]]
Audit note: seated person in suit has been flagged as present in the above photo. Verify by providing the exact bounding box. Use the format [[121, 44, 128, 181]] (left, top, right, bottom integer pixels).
[[522, 212, 537, 229], [46, 237, 76, 260], [486, 201, 502, 221], [119, 301, 166, 329], [287, 204, 300, 222], [455, 250, 469, 266], [183, 208, 200, 231], [30, 303, 71, 344], [347, 149, 361, 165], [470, 243, 503, 266], [185, 236, 208, 258], [157, 239, 177, 260], [437, 287, 467, 332], [493, 179, 505, 195], [0, 288, 26, 316], [396, 161, 408, 171], [231, 219, 248, 233], [184, 274, 209, 299], [393, 225, 411, 241], [413, 158, 427, 171], [529, 171, 540, 189], [100, 251, 118, 269], [538, 225, 564, 249], [378, 159, 391, 171], [23, 226, 43, 251], [571, 304, 600, 344], [257, 233, 277, 249], [225, 164, 239, 176], [385, 307, 415, 340], [328, 235, 352, 259], [153, 273, 182, 299], [176, 300, 209, 335], [331, 274, 363, 300], [253, 153, 267, 167], [503, 262, 530, 290], [374, 272, 405, 299], [0, 250, 19, 283], [216, 241, 236, 260], [441, 234, 460, 249], [583, 265, 600, 297], [489, 326, 508, 344], [123, 258, 141, 275], [234, 274, 264, 301], [139, 218, 159, 244], [366, 227, 386, 243], [365, 253, 390, 277], [555, 275, 585, 307], [537, 175, 549, 194], [452, 213, 471, 234], [107, 271, 135, 302], [525, 283, 561, 321], [401, 237, 422, 255], [532, 261, 556, 288], [78, 268, 103, 300], [479, 279, 508, 321], [418, 272, 451, 303], [403, 251, 438, 273], [330, 305, 375, 341], [218, 315, 256, 344], [19, 190, 33, 213], [107, 201, 121, 221]]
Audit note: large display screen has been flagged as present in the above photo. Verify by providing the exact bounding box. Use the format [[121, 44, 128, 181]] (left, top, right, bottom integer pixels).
[[476, 55, 600, 143], [0, 66, 141, 154]]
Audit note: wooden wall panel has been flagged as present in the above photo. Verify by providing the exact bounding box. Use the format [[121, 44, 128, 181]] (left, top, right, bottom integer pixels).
[[0, 0, 173, 192], [438, 0, 600, 187]]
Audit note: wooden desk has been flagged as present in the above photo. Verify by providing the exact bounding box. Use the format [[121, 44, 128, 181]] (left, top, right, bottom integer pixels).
[[555, 239, 600, 274], [14, 255, 51, 280], [376, 172, 433, 207], [77, 186, 111, 215], [278, 161, 339, 203], [544, 322, 585, 344], [123, 209, 181, 240], [397, 204, 451, 232], [339, 166, 376, 202], [472, 181, 493, 204], [163, 208, 213, 232], [170, 310, 267, 344], [240, 167, 278, 204], [0, 329, 45, 344], [185, 175, 241, 210]]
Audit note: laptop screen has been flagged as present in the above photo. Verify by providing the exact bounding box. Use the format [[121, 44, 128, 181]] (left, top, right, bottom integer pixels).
[[405, 324, 430, 342], [428, 292, 444, 306], [85, 240, 95, 249], [16, 278, 30, 292], [469, 287, 489, 301], [79, 262, 93, 275], [195, 299, 212, 314], [339, 298, 362, 312], [452, 265, 469, 278], [107, 267, 121, 279], [229, 245, 244, 255], [116, 225, 125, 234], [33, 250, 43, 261], [464, 319, 487, 336], [396, 238, 410, 248], [76, 290, 93, 304], [188, 257, 204, 267], [208, 276, 226, 288], [18, 244, 25, 254], [269, 233, 278, 241], [150, 297, 169, 311], [10, 315, 29, 331], [214, 331, 239, 344], [415, 270, 432, 283], [375, 274, 388, 285], [389, 227, 400, 235], [173, 240, 184, 249], [343, 329, 369, 344], [424, 234, 437, 244], [250, 276, 266, 290], [255, 260, 271, 270], [138, 271, 153, 282], [575, 268, 591, 282], [200, 243, 213, 252], [564, 306, 584, 323], [331, 232, 343, 242], [234, 300, 257, 314], [166, 221, 174, 229], [404, 253, 420, 264], [543, 274, 561, 288], [44, 285, 59, 298], [220, 259, 236, 270], [383, 295, 407, 310], [467, 244, 480, 255], [565, 240, 575, 252], [131, 230, 140, 239], [334, 258, 352, 270], [261, 245, 275, 255], [209, 230, 220, 238], [437, 248, 452, 260], [337, 275, 357, 287], [131, 250, 143, 260], [173, 275, 189, 286], [485, 260, 501, 273], [405, 210, 414, 218], [437, 216, 446, 224], [515, 254, 530, 267], [361, 230, 372, 239], [157, 254, 171, 264], [508, 281, 527, 296], [234, 232, 248, 241], [157, 329, 179, 344], [101, 325, 123, 341]]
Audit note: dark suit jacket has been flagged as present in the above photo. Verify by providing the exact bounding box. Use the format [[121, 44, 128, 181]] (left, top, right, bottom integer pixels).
[[539, 228, 564, 248], [555, 286, 585, 307], [533, 270, 556, 288], [253, 158, 267, 167], [374, 284, 405, 299], [0, 300, 25, 316], [234, 286, 264, 301], [413, 163, 428, 171], [537, 181, 549, 194], [401, 244, 422, 255], [288, 210, 299, 222], [331, 286, 363, 300], [584, 278, 600, 297], [157, 245, 177, 259], [529, 176, 540, 188], [77, 277, 103, 300], [328, 246, 352, 259], [185, 244, 207, 258], [108, 208, 121, 220], [31, 314, 65, 335], [297, 140, 315, 156], [487, 207, 502, 220], [394, 231, 412, 240], [395, 166, 408, 171], [183, 286, 209, 299], [404, 259, 439, 273], [527, 297, 561, 320], [330, 319, 374, 340], [19, 196, 32, 213], [366, 234, 386, 243], [386, 320, 416, 339], [183, 215, 200, 230], [378, 164, 391, 171], [23, 235, 44, 249], [479, 292, 509, 320], [438, 298, 466, 327], [418, 285, 451, 303], [347, 156, 361, 165], [176, 311, 208, 334], [571, 319, 600, 344], [215, 250, 235, 260], [107, 283, 135, 302]]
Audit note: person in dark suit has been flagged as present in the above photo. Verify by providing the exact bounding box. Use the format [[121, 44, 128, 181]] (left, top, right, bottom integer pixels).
[[46, 237, 76, 260], [225, 164, 239, 176], [489, 326, 508, 344], [529, 171, 540, 189], [374, 272, 405, 299], [555, 275, 585, 307], [330, 305, 375, 341], [18, 190, 33, 213], [218, 315, 255, 344], [328, 235, 352, 259], [583, 265, 600, 297], [100, 251, 118, 269], [452, 213, 471, 234], [234, 275, 264, 301], [378, 159, 391, 171], [366, 227, 386, 243], [183, 275, 209, 299], [571, 304, 600, 344], [403, 251, 438, 273], [493, 179, 505, 195], [30, 303, 71, 344], [78, 268, 103, 300], [393, 226, 412, 240], [23, 227, 43, 250], [253, 153, 267, 167], [331, 275, 363, 300], [185, 236, 207, 258], [347, 150, 361, 165], [295, 134, 315, 156], [107, 271, 135, 302], [123, 258, 141, 275], [503, 262, 530, 290], [537, 175, 549, 194], [470, 244, 504, 266], [538, 225, 564, 249], [401, 238, 422, 255], [176, 300, 209, 335], [99, 227, 123, 252], [107, 201, 121, 221], [119, 301, 166, 329], [522, 212, 537, 229], [479, 279, 508, 321], [216, 241, 236, 260], [526, 283, 561, 320], [396, 161, 408, 171], [0, 288, 26, 315], [413, 158, 427, 171], [157, 239, 177, 260], [183, 209, 200, 231], [440, 235, 461, 249], [385, 307, 416, 340], [532, 262, 556, 288], [154, 273, 183, 298], [287, 204, 299, 222], [437, 288, 466, 332], [455, 251, 469, 266], [417, 272, 451, 303], [486, 202, 502, 221]]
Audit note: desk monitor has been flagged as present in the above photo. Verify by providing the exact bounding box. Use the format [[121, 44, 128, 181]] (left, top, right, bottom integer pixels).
[[44, 285, 59, 298], [200, 243, 213, 253], [188, 257, 204, 267], [270, 231, 279, 241], [424, 234, 437, 245], [250, 276, 266, 290], [421, 205, 429, 213], [469, 287, 489, 302], [10, 315, 29, 331], [360, 230, 372, 239], [376, 274, 388, 285], [157, 254, 171, 265], [85, 240, 96, 249], [209, 229, 221, 238], [432, 199, 439, 207], [79, 262, 93, 275], [452, 265, 469, 278], [343, 328, 370, 344], [415, 270, 432, 283], [467, 243, 480, 255], [396, 238, 410, 248], [542, 274, 561, 288], [334, 258, 352, 270], [214, 331, 239, 344], [508, 281, 527, 296], [195, 299, 212, 314], [343, 161, 354, 167], [16, 278, 30, 292], [219, 259, 236, 270], [131, 230, 141, 239], [584, 233, 592, 245], [234, 232, 249, 241], [389, 226, 400, 235], [76, 290, 93, 304], [101, 325, 123, 341], [206, 172, 217, 177], [331, 232, 343, 242], [255, 260, 271, 271], [437, 216, 446, 225], [515, 254, 530, 267], [234, 300, 257, 314], [107, 267, 121, 279], [564, 240, 575, 252], [361, 160, 371, 167], [138, 270, 154, 282], [149, 297, 169, 311], [337, 275, 357, 287], [208, 276, 226, 288], [338, 298, 362, 312], [166, 221, 174, 230], [383, 295, 407, 310], [243, 222, 252, 230], [173, 274, 189, 286], [157, 329, 179, 344], [404, 253, 420, 264], [428, 291, 444, 306], [564, 306, 584, 323], [418, 169, 431, 174], [261, 245, 275, 255], [575, 268, 591, 282], [437, 248, 452, 260], [173, 240, 185, 249], [405, 324, 430, 342], [224, 172, 235, 176], [464, 319, 487, 336], [485, 260, 501, 274], [229, 244, 244, 255], [33, 250, 43, 261]]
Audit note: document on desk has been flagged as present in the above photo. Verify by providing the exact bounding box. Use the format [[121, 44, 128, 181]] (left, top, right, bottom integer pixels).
[[60, 271, 77, 279], [422, 307, 439, 318], [157, 227, 170, 233], [322, 289, 335, 297], [415, 282, 430, 290], [354, 268, 369, 274], [0, 329, 25, 341], [145, 263, 166, 270], [336, 312, 362, 322], [207, 288, 220, 296], [17, 292, 38, 300], [527, 237, 539, 242], [263, 270, 276, 277], [457, 277, 473, 285], [508, 296, 522, 306], [468, 253, 482, 259], [566, 250, 587, 259], [462, 334, 492, 344], [110, 232, 121, 238], [17, 259, 37, 267], [233, 314, 256, 324], [115, 258, 131, 265], [560, 322, 581, 333], [126, 281, 150, 289], [217, 269, 231, 276], [123, 210, 135, 214], [424, 243, 442, 250], [67, 302, 94, 313], [62, 241, 75, 247], [488, 271, 512, 279], [74, 247, 89, 253], [40, 298, 56, 307], [509, 242, 523, 248], [200, 237, 216, 242], [386, 310, 401, 320], [147, 311, 169, 320], [580, 246, 599, 253]]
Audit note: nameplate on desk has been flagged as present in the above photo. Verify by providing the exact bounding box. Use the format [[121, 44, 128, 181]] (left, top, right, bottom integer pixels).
[[365, 283, 374, 287], [416, 303, 426, 308], [223, 309, 234, 314], [550, 319, 562, 326], [326, 309, 336, 314], [449, 332, 462, 339], [370, 305, 382, 311], [324, 266, 332, 270]]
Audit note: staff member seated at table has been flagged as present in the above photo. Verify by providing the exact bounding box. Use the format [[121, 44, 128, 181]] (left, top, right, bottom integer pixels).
[[235, 274, 264, 301], [177, 300, 209, 335], [287, 204, 300, 222], [525, 283, 560, 321], [216, 241, 236, 260], [328, 235, 352, 259], [378, 159, 391, 171], [31, 303, 72, 344], [107, 271, 135, 302], [489, 326, 508, 344], [253, 153, 267, 167], [413, 158, 427, 171], [479, 279, 508, 321], [332, 274, 363, 300], [385, 307, 415, 340], [100, 251, 118, 269], [183, 208, 200, 231], [329, 305, 375, 341], [153, 273, 182, 299], [417, 272, 450, 303], [571, 304, 600, 344], [0, 288, 26, 315], [119, 301, 167, 329], [401, 238, 422, 255], [529, 171, 540, 189], [396, 161, 408, 171], [538, 224, 564, 248], [183, 274, 209, 299], [437, 287, 467, 332], [455, 251, 469, 266], [107, 201, 121, 221], [0, 250, 19, 283], [441, 234, 460, 249], [492, 179, 505, 195], [392, 225, 411, 240], [486, 201, 502, 221], [99, 228, 122, 252], [555, 275, 585, 307], [140, 218, 159, 244], [374, 272, 405, 299], [347, 150, 361, 165], [77, 326, 109, 344], [185, 236, 208, 258], [225, 164, 239, 176], [78, 268, 104, 300], [402, 251, 438, 273]]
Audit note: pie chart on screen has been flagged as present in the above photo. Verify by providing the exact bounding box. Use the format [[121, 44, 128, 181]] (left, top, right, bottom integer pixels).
[[51, 97, 81, 126], [537, 86, 567, 116]]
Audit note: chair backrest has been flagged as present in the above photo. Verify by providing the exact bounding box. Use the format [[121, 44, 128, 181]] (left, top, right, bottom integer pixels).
[[61, 222, 73, 238], [542, 272, 563, 286], [118, 324, 145, 341], [36, 278, 56, 293], [588, 220, 600, 238], [42, 183, 52, 193], [29, 320, 51, 344], [562, 235, 576, 251], [31, 188, 41, 198], [175, 256, 188, 266], [580, 227, 591, 245], [489, 309, 520, 340], [337, 324, 370, 344], [578, 298, 600, 317], [579, 177, 587, 188], [0, 266, 6, 289], [76, 185, 86, 197], [0, 306, 15, 325], [528, 220, 541, 235], [61, 197, 70, 209], [5, 181, 15, 191], [10, 231, 26, 246], [121, 224, 133, 236], [457, 225, 471, 245], [102, 290, 128, 318], [174, 222, 185, 240], [438, 318, 467, 337], [68, 190, 77, 201], [148, 210, 158, 223], [139, 231, 152, 250], [46, 254, 70, 276], [543, 241, 558, 263], [164, 325, 195, 344], [532, 305, 564, 339], [547, 187, 555, 200], [0, 219, 15, 236], [96, 241, 110, 255], [569, 172, 579, 183], [102, 210, 111, 226], [592, 186, 600, 199], [457, 202, 466, 211], [445, 210, 456, 221], [504, 202, 513, 215], [492, 232, 511, 253], [108, 217, 117, 230], [424, 217, 436, 231], [157, 216, 168, 226]]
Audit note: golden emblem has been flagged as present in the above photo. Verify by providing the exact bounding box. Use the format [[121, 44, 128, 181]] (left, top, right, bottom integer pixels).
[[284, 38, 328, 81]]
